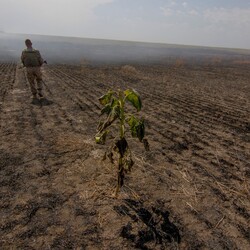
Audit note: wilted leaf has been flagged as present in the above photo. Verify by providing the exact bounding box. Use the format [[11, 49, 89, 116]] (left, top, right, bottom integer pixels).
[[124, 89, 142, 111], [124, 159, 134, 172], [101, 104, 112, 116], [99, 90, 114, 105], [115, 138, 128, 157], [124, 155, 134, 172], [95, 130, 109, 145], [136, 119, 145, 142], [110, 105, 121, 120], [98, 115, 117, 133], [107, 151, 114, 164]]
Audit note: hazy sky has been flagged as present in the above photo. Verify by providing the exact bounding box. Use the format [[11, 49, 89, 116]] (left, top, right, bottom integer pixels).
[[1, 0, 250, 49]]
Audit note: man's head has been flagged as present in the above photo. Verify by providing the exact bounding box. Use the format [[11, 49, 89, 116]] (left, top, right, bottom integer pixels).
[[25, 39, 32, 48]]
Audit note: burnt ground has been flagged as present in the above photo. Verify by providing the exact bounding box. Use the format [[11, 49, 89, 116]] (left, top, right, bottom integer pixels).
[[0, 62, 249, 249]]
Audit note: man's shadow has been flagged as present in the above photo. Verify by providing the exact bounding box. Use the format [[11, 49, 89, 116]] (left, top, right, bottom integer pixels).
[[31, 98, 54, 106]]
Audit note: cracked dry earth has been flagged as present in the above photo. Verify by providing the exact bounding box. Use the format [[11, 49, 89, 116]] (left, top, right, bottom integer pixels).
[[0, 62, 250, 249]]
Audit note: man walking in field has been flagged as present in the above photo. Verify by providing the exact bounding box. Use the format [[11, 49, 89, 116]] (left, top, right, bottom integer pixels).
[[21, 39, 45, 99]]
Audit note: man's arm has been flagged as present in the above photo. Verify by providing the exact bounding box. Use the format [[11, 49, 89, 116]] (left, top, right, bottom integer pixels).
[[36, 50, 44, 66], [21, 51, 25, 65]]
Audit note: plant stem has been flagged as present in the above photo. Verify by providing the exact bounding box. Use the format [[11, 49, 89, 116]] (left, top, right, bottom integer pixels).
[[115, 91, 125, 197], [115, 157, 123, 197], [119, 90, 125, 139]]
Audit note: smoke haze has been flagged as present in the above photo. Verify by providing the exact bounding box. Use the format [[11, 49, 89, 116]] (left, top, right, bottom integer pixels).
[[1, 32, 250, 65]]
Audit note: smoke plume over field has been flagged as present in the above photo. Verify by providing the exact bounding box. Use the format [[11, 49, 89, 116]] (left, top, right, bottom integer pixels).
[[1, 32, 250, 65]]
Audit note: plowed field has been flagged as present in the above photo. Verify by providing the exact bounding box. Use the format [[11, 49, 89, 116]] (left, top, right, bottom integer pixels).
[[0, 62, 249, 249]]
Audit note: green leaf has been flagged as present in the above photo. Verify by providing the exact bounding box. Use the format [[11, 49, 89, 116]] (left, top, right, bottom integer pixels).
[[124, 89, 142, 111], [99, 90, 113, 106], [95, 130, 109, 145], [127, 115, 137, 127], [127, 115, 139, 138], [127, 116, 144, 141], [100, 98, 120, 116]]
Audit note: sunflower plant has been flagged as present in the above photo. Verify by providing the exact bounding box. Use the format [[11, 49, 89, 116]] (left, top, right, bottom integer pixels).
[[95, 89, 149, 197]]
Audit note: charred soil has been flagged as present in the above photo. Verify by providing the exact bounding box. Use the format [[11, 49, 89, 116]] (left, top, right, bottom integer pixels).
[[0, 62, 249, 249]]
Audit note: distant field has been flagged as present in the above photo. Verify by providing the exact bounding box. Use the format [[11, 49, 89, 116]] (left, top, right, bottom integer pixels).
[[1, 32, 250, 64]]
